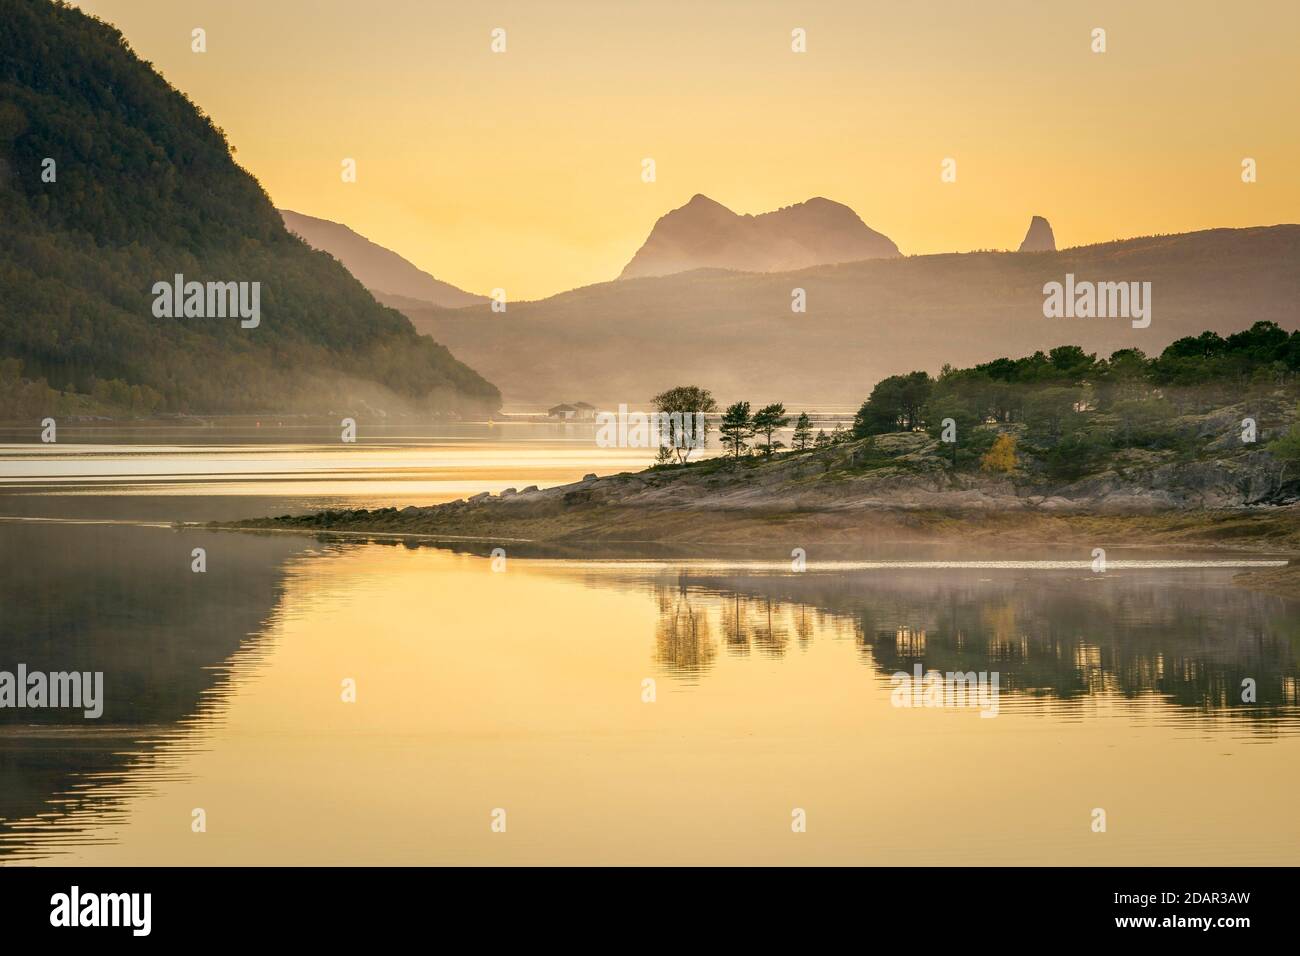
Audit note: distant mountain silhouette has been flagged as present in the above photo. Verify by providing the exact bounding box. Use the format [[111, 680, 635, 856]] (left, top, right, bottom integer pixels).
[[619, 194, 900, 279], [280, 210, 487, 308], [1019, 216, 1056, 252], [400, 226, 1300, 405]]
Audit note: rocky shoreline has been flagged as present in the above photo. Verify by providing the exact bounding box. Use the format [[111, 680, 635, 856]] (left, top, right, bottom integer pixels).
[[223, 430, 1300, 565]]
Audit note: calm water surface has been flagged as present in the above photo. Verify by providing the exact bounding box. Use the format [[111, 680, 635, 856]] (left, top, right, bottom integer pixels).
[[2, 429, 1299, 865]]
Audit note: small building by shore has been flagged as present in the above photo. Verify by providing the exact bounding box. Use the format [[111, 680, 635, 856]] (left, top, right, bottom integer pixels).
[[547, 401, 596, 421]]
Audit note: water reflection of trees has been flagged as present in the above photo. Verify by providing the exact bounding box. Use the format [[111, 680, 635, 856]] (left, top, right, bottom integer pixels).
[[649, 570, 1300, 721], [653, 583, 715, 676], [654, 582, 811, 673], [720, 594, 790, 658]]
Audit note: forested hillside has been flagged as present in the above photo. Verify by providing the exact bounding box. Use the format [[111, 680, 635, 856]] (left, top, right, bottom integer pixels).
[[0, 0, 500, 418]]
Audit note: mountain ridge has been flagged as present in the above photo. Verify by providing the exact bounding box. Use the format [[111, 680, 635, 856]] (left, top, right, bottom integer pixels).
[[279, 209, 487, 309], [397, 224, 1300, 405]]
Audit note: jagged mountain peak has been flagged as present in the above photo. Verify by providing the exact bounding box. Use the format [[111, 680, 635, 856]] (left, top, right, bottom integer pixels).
[[620, 195, 899, 279]]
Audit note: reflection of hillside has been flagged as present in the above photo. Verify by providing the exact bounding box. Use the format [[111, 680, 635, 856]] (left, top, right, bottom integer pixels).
[[0, 523, 315, 857], [646, 568, 1300, 723]]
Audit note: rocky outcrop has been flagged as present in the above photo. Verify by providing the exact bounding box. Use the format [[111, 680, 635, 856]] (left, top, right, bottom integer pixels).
[[1018, 216, 1056, 252]]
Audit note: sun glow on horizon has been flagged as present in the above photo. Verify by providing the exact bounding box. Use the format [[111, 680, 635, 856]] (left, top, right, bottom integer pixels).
[[74, 0, 1300, 300]]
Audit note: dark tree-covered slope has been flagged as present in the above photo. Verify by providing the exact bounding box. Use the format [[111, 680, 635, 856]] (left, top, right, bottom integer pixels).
[[0, 0, 500, 417]]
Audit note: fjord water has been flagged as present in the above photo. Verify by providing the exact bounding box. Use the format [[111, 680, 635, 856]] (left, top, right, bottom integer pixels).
[[2, 430, 1299, 865]]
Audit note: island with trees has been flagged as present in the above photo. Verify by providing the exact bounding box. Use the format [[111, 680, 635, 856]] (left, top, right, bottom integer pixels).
[[231, 322, 1300, 588]]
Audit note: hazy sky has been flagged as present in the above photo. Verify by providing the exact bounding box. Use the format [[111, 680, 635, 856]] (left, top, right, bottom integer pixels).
[[76, 0, 1299, 300]]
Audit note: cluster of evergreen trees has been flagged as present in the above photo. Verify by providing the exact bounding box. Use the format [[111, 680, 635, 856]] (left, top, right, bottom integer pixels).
[[651, 387, 844, 461], [853, 321, 1300, 442], [716, 404, 856, 457], [717, 402, 791, 457], [845, 321, 1300, 478], [656, 322, 1300, 477]]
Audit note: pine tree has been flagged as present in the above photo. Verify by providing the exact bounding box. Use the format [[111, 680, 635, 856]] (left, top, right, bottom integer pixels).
[[792, 412, 813, 451], [719, 401, 754, 458], [751, 403, 789, 456]]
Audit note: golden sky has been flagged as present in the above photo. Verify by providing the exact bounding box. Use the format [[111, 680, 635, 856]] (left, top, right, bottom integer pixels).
[[76, 0, 1300, 300]]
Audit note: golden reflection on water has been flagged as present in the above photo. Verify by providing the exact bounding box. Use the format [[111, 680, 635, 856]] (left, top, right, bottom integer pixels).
[[6, 540, 1300, 866], [0, 441, 657, 501]]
